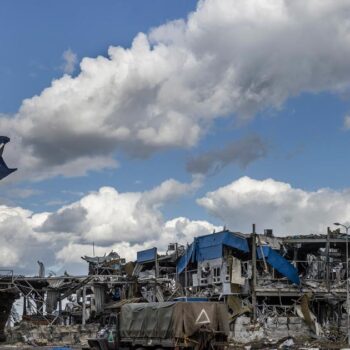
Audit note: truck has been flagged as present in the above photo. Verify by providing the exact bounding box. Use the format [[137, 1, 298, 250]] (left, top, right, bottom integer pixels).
[[88, 301, 229, 350]]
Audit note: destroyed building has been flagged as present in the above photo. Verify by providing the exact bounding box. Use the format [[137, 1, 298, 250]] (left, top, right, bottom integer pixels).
[[1, 227, 350, 346], [82, 251, 126, 276]]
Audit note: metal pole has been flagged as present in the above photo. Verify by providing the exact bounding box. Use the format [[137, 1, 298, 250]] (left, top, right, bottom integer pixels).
[[23, 295, 27, 316], [58, 298, 62, 325], [185, 243, 188, 301], [155, 250, 158, 278], [333, 222, 350, 343], [82, 286, 86, 327], [326, 227, 330, 292], [251, 224, 257, 322], [175, 243, 179, 284], [346, 227, 349, 346]]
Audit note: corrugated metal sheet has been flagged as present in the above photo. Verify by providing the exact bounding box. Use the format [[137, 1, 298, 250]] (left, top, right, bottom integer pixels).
[[176, 243, 194, 274], [93, 285, 105, 314], [132, 262, 143, 276], [257, 245, 300, 285], [46, 290, 59, 314]]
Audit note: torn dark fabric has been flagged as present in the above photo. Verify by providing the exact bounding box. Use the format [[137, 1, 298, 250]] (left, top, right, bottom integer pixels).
[[0, 136, 16, 180]]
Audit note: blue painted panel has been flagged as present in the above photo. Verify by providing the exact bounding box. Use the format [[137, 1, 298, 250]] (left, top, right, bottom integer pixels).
[[222, 232, 250, 254], [137, 247, 157, 263], [195, 231, 249, 261], [195, 244, 223, 261]]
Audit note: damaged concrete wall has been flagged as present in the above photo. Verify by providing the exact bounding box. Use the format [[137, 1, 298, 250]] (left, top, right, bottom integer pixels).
[[231, 316, 312, 344]]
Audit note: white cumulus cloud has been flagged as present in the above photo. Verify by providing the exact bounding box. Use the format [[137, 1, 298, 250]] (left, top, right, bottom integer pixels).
[[0, 177, 214, 274], [0, 205, 53, 270], [39, 176, 202, 245], [198, 176, 350, 235], [344, 114, 350, 129], [2, 0, 350, 179], [5, 176, 350, 274], [56, 218, 219, 266]]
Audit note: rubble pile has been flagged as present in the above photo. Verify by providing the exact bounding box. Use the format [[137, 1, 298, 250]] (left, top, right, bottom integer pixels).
[[5, 323, 99, 347]]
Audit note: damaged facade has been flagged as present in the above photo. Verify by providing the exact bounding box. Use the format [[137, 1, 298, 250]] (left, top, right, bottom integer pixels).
[[1, 227, 350, 346]]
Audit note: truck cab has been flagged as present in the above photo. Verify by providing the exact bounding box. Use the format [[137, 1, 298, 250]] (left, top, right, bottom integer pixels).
[[88, 313, 119, 350]]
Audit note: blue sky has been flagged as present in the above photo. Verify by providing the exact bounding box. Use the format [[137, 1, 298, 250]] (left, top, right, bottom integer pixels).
[[0, 0, 197, 208], [2, 0, 350, 274], [0, 0, 198, 113]]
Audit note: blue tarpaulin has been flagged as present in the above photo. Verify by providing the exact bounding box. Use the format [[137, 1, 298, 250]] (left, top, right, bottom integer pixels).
[[137, 247, 157, 263], [257, 245, 300, 285], [176, 243, 194, 274], [177, 231, 249, 273]]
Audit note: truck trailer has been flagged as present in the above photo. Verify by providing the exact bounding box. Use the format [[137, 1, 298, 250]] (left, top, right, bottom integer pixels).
[[88, 301, 229, 350]]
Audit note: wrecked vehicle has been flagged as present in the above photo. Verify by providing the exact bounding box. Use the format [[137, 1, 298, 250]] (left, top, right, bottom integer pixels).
[[88, 301, 229, 350]]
